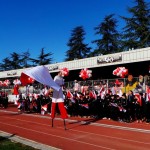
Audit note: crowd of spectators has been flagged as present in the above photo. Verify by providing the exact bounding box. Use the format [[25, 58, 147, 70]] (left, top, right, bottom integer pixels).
[[0, 91, 8, 109], [1, 74, 150, 124]]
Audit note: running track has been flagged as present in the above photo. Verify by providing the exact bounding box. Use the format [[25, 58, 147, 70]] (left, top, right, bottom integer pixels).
[[0, 106, 150, 150]]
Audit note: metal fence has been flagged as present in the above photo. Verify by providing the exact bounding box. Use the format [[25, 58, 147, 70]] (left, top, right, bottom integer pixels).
[[64, 75, 150, 94], [0, 75, 150, 95]]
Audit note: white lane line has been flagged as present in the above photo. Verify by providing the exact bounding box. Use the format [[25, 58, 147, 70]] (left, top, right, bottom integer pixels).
[[86, 122, 150, 133], [0, 121, 115, 150], [1, 111, 150, 134], [1, 116, 150, 145]]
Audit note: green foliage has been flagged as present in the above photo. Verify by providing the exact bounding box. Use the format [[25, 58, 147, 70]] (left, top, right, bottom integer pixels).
[[29, 48, 53, 66], [121, 0, 150, 50], [65, 26, 91, 61], [0, 48, 53, 71], [21, 50, 32, 68], [92, 14, 121, 55]]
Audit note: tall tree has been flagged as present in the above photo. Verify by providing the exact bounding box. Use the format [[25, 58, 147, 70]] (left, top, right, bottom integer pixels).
[[0, 57, 12, 71], [92, 14, 121, 55], [121, 0, 150, 50], [21, 50, 31, 68], [10, 52, 22, 69], [30, 48, 53, 66], [65, 26, 91, 61]]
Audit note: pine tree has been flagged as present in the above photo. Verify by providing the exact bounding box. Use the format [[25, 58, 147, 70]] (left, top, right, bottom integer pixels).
[[121, 0, 150, 50], [30, 48, 53, 66], [92, 14, 121, 56], [21, 50, 31, 68], [65, 26, 91, 61], [11, 52, 22, 69], [0, 57, 12, 71]]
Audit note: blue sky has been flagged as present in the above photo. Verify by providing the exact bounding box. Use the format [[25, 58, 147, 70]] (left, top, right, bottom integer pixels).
[[0, 0, 142, 63]]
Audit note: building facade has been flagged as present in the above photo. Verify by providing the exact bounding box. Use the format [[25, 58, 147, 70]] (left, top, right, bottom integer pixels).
[[0, 47, 150, 81]]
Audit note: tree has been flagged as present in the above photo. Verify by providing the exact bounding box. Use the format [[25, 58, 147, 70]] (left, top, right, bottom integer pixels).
[[10, 52, 22, 69], [65, 26, 91, 61], [121, 0, 150, 50], [21, 50, 32, 68], [92, 14, 121, 55], [0, 52, 23, 70], [30, 48, 53, 66], [0, 57, 12, 71]]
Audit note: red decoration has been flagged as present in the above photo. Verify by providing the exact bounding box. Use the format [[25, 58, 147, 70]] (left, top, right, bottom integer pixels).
[[113, 67, 128, 78], [60, 67, 69, 76], [13, 79, 21, 85], [0, 81, 3, 86], [3, 80, 10, 86], [79, 68, 92, 80]]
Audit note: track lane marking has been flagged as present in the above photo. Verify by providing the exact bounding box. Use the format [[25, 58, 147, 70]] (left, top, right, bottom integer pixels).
[[0, 121, 115, 150], [0, 115, 150, 146]]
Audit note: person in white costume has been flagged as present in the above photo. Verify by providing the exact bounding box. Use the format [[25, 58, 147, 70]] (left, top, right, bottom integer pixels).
[[51, 71, 68, 129], [52, 71, 65, 103]]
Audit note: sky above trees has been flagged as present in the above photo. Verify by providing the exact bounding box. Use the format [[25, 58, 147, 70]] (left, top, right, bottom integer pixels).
[[0, 0, 148, 63]]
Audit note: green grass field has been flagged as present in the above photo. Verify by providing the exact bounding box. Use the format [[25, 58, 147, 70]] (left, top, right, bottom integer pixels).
[[0, 136, 39, 150]]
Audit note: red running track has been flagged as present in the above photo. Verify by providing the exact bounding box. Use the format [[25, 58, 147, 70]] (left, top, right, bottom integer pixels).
[[0, 106, 150, 150]]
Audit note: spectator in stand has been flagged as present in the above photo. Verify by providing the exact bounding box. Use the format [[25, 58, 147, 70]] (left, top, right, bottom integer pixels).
[[127, 90, 136, 122], [18, 93, 23, 111], [73, 80, 81, 92], [37, 95, 42, 113], [25, 96, 31, 112], [145, 87, 150, 123], [31, 96, 38, 113]]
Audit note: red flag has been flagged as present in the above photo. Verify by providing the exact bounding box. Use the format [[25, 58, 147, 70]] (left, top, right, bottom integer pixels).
[[67, 90, 73, 99], [89, 91, 97, 99], [17, 101, 21, 109], [41, 104, 48, 111], [20, 73, 34, 86], [146, 88, 150, 102], [135, 93, 142, 106], [80, 103, 89, 109]]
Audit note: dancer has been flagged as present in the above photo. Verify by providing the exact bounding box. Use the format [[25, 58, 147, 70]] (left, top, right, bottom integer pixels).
[[51, 71, 68, 130]]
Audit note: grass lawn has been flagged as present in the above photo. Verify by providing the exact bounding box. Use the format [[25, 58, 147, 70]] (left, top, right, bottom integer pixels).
[[0, 136, 39, 150]]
